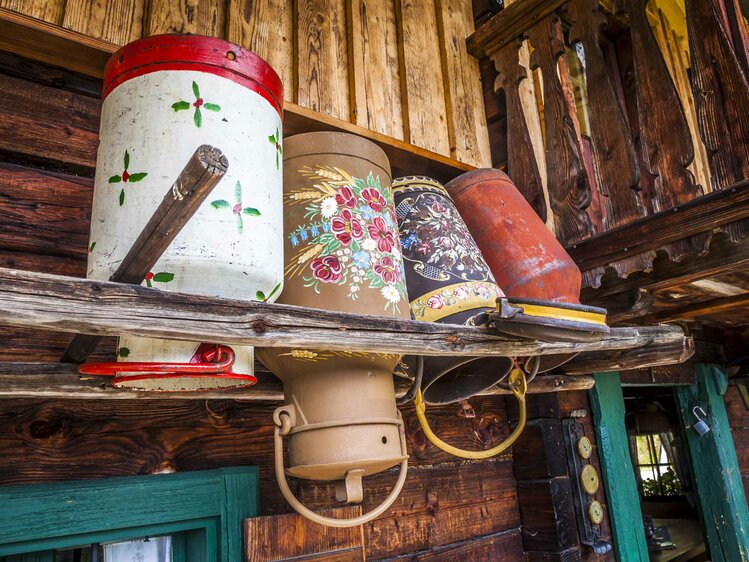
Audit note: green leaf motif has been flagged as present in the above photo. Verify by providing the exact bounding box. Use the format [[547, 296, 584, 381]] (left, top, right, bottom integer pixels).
[[268, 134, 276, 143], [172, 100, 190, 111], [124, 150, 130, 169], [145, 278, 152, 288], [194, 106, 202, 128], [275, 152, 279, 169], [267, 282, 282, 300], [211, 199, 231, 209], [204, 103, 221, 112], [235, 181, 242, 203], [236, 214, 244, 235], [119, 188, 125, 206], [152, 272, 174, 283], [192, 81, 200, 99], [118, 347, 130, 358], [242, 207, 261, 216], [127, 172, 148, 182], [89, 241, 96, 253], [109, 174, 122, 184], [255, 290, 265, 301]]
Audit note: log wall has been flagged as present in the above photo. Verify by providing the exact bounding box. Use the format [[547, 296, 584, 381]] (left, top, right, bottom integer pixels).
[[0, 0, 491, 167], [725, 381, 749, 501]]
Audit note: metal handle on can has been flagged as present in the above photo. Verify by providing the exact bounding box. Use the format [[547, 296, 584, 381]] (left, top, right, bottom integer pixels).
[[272, 406, 409, 528], [414, 367, 527, 459]]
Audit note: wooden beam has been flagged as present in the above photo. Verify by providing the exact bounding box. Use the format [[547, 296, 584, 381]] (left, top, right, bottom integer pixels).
[[61, 145, 228, 364], [0, 7, 472, 184], [568, 180, 749, 273], [558, 334, 694, 375], [0, 268, 688, 358], [644, 293, 749, 323], [0, 363, 594, 401], [466, 0, 568, 58]]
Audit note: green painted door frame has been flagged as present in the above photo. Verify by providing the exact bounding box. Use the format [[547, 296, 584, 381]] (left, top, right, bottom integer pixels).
[[589, 372, 649, 562], [674, 364, 749, 562], [0, 466, 259, 561], [590, 366, 749, 562]]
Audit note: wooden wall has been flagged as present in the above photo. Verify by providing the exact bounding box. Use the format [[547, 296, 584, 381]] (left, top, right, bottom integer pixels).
[[725, 381, 749, 501], [0, 0, 491, 167]]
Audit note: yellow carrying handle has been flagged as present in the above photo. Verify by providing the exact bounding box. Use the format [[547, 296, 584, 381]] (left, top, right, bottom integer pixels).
[[414, 367, 527, 460]]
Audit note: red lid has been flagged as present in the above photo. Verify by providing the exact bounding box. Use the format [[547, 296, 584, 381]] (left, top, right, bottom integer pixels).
[[103, 34, 283, 118]]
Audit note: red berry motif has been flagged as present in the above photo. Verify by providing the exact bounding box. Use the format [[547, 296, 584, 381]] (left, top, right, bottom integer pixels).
[[172, 82, 221, 128], [121, 170, 130, 182], [194, 98, 204, 107]]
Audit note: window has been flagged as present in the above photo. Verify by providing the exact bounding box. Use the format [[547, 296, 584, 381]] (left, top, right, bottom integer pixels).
[[633, 433, 683, 497], [0, 467, 259, 562]]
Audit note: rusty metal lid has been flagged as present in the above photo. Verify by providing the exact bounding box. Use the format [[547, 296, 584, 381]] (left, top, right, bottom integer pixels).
[[444, 167, 514, 199]]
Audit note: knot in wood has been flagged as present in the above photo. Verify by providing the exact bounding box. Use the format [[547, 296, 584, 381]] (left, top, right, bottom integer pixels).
[[252, 320, 268, 335]]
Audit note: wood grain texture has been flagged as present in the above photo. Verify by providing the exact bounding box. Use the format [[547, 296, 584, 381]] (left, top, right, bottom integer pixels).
[[0, 73, 100, 172], [382, 528, 524, 561], [527, 14, 594, 244], [245, 507, 364, 561], [491, 41, 546, 220], [0, 267, 688, 358], [0, 164, 93, 259], [62, 0, 144, 44], [685, 0, 749, 243], [0, 0, 64, 24], [296, 0, 349, 120], [435, 0, 491, 167], [396, 0, 450, 156], [624, 0, 708, 261], [516, 478, 578, 551], [567, 0, 642, 234], [347, 0, 403, 140], [225, 0, 294, 100], [145, 0, 225, 36]]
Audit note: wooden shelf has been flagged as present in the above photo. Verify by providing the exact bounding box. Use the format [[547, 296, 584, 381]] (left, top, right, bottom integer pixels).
[[0, 7, 473, 183]]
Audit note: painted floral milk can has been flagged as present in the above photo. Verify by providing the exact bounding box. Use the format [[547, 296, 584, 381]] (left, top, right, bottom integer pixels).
[[257, 132, 410, 528], [392, 176, 512, 405], [84, 35, 284, 390]]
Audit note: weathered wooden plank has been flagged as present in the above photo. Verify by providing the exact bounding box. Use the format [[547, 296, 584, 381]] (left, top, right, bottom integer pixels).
[[379, 528, 524, 561], [568, 180, 749, 272], [0, 267, 688, 358], [674, 365, 749, 562], [0, 164, 93, 259], [296, 0, 349, 121], [685, 0, 749, 243], [396, 0, 450, 156], [0, 73, 100, 171], [435, 0, 491, 167], [527, 14, 594, 244], [511, 419, 568, 480], [62, 0, 144, 45], [466, 0, 568, 58], [245, 507, 364, 561], [624, 0, 708, 261], [0, 0, 65, 24], [645, 293, 749, 323], [588, 372, 649, 562], [567, 0, 643, 238], [226, 0, 294, 99], [347, 0, 403, 140], [144, 0, 225, 36], [491, 40, 546, 220], [61, 145, 229, 364], [516, 478, 578, 551], [619, 362, 698, 386]]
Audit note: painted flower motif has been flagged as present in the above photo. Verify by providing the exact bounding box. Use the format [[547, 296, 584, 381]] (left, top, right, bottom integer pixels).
[[268, 128, 282, 169], [172, 81, 221, 128], [108, 150, 148, 206], [401, 233, 419, 250], [144, 271, 174, 288], [431, 201, 450, 216], [335, 186, 357, 209], [362, 187, 386, 211], [311, 255, 343, 283], [331, 209, 363, 245], [352, 250, 371, 269], [454, 286, 470, 301], [374, 256, 400, 284], [321, 197, 338, 219], [427, 294, 444, 309], [476, 284, 490, 298], [361, 238, 377, 252], [367, 217, 395, 253], [381, 284, 401, 304], [211, 181, 261, 234]]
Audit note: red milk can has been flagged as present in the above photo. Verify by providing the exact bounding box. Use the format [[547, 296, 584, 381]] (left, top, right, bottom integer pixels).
[[445, 168, 582, 304]]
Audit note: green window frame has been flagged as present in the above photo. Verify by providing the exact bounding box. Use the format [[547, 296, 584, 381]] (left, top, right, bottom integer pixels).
[[0, 466, 259, 562]]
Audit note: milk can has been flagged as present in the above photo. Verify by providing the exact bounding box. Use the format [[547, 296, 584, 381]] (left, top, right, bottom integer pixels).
[[85, 35, 284, 390]]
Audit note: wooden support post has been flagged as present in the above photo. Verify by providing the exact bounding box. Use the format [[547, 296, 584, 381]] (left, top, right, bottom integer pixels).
[[588, 372, 649, 562], [60, 145, 228, 364], [674, 364, 749, 561]]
